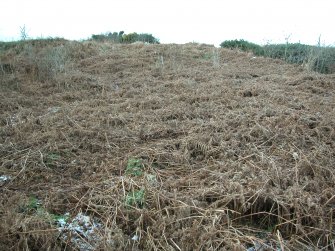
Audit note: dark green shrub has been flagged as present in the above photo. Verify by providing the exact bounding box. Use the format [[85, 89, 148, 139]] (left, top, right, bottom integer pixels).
[[125, 158, 144, 176], [91, 31, 159, 44], [263, 43, 310, 64], [263, 43, 335, 73], [106, 31, 124, 42], [91, 34, 106, 41], [220, 39, 264, 56], [122, 32, 159, 44], [125, 189, 145, 208], [136, 33, 160, 44], [220, 39, 335, 74], [122, 32, 139, 43], [309, 47, 335, 74]]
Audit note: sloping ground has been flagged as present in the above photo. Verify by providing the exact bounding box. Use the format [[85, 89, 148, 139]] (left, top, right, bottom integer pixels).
[[0, 41, 334, 250]]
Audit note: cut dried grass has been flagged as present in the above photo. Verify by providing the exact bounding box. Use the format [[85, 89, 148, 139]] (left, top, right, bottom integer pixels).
[[0, 41, 334, 250]]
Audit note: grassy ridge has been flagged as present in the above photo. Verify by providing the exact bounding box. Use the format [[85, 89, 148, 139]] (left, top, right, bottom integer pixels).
[[1, 36, 334, 74], [0, 38, 67, 52], [220, 39, 335, 74]]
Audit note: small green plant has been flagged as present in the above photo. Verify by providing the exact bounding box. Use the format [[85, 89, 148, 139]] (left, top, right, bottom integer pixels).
[[49, 213, 70, 225], [125, 158, 144, 176], [201, 53, 211, 60], [19, 196, 43, 213], [45, 152, 61, 167], [20, 196, 70, 226], [125, 189, 145, 208], [146, 174, 157, 184], [27, 196, 42, 210]]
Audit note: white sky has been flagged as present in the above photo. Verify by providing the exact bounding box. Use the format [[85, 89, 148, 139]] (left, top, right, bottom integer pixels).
[[1, 0, 334, 46]]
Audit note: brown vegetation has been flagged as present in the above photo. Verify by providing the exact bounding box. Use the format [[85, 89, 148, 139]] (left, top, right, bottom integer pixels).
[[0, 40, 334, 250]]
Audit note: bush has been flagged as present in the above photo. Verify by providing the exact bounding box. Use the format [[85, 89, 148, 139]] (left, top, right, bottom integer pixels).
[[136, 33, 160, 44], [32, 45, 70, 81], [9, 41, 71, 82], [220, 39, 264, 56], [91, 34, 106, 41], [263, 43, 310, 64], [262, 43, 335, 73], [122, 32, 139, 43], [107, 31, 124, 43], [307, 47, 335, 74], [220, 39, 335, 74], [91, 31, 159, 44]]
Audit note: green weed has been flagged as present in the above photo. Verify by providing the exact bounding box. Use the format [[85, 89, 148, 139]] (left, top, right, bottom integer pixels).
[[220, 39, 264, 56], [125, 189, 146, 208], [22, 196, 69, 225], [125, 158, 144, 176], [27, 196, 42, 210], [49, 213, 70, 225], [19, 196, 42, 213], [45, 152, 61, 167]]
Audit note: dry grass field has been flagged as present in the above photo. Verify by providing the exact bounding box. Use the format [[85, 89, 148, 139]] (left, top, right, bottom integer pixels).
[[0, 40, 334, 250]]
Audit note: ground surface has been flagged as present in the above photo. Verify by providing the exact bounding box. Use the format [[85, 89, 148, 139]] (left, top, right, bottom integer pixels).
[[0, 41, 334, 250]]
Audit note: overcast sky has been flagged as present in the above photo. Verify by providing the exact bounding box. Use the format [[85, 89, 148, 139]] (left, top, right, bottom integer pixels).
[[1, 0, 334, 46]]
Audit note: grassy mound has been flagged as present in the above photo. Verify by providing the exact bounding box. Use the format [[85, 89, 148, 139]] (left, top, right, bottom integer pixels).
[[0, 39, 334, 250]]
